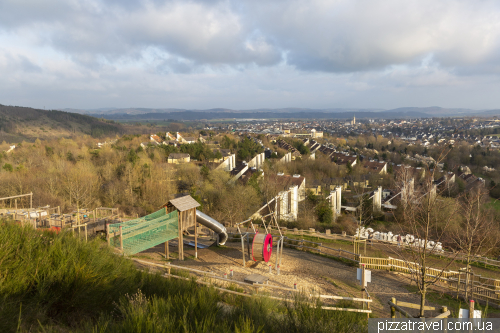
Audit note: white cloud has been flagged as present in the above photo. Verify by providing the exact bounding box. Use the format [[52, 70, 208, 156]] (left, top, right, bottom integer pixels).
[[1, 0, 500, 109]]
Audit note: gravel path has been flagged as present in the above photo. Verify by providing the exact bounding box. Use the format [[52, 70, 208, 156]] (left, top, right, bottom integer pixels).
[[134, 238, 447, 317]]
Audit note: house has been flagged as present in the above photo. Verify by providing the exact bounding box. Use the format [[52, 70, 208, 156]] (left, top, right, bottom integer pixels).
[[266, 173, 306, 201], [331, 152, 357, 166], [238, 167, 263, 184], [323, 177, 348, 191], [348, 175, 370, 189], [458, 172, 485, 190], [276, 139, 301, 158], [150, 134, 163, 144], [166, 132, 177, 141], [363, 160, 387, 175], [181, 137, 197, 144], [310, 129, 323, 138], [305, 179, 322, 195], [167, 153, 190, 164], [210, 149, 233, 163]]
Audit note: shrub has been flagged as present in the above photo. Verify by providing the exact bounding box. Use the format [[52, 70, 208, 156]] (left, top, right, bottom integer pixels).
[[0, 222, 367, 332]]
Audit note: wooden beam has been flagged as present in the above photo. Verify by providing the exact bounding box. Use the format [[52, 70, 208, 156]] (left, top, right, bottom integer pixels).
[[320, 306, 371, 313], [435, 310, 450, 318], [0, 193, 33, 201], [388, 301, 415, 318], [318, 295, 372, 303], [396, 301, 435, 311], [194, 222, 198, 259]]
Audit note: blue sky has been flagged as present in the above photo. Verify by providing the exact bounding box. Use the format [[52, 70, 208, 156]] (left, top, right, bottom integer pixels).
[[1, 0, 500, 110]]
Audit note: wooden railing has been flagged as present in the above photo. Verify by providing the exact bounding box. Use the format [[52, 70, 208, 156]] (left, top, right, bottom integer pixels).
[[389, 297, 450, 319], [226, 232, 500, 305], [132, 258, 372, 315], [245, 225, 500, 269]]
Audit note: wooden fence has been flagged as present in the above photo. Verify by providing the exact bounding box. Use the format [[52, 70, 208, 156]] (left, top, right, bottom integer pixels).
[[389, 297, 450, 319], [227, 232, 500, 305], [132, 258, 372, 315], [259, 225, 500, 269]]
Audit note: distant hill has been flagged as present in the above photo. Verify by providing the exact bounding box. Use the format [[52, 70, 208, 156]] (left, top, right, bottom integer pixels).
[[61, 106, 500, 120], [94, 110, 431, 121], [63, 107, 385, 115], [0, 104, 124, 143]]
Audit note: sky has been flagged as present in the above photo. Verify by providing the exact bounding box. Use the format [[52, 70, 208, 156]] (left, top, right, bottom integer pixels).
[[1, 0, 500, 110]]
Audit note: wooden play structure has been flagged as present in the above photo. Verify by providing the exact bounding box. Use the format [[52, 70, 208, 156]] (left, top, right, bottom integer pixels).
[[235, 200, 285, 269], [107, 195, 226, 260], [165, 195, 200, 260], [0, 193, 121, 232]]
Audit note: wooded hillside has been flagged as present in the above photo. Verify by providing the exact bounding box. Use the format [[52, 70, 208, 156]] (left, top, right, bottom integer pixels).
[[0, 104, 124, 142]]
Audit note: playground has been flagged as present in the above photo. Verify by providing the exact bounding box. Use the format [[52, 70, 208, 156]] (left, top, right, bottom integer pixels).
[[5, 191, 500, 318], [100, 193, 500, 318], [130, 236, 451, 318]]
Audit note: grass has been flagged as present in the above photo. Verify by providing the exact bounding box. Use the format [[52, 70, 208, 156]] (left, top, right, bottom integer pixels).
[[404, 285, 500, 318], [0, 222, 368, 332], [486, 198, 500, 211]]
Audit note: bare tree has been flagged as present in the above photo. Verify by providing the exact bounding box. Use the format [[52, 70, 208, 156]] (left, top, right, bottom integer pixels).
[[393, 162, 459, 317], [62, 162, 100, 223], [449, 187, 500, 299]]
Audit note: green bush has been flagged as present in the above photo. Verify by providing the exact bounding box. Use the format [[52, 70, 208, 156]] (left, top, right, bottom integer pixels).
[[0, 222, 367, 332]]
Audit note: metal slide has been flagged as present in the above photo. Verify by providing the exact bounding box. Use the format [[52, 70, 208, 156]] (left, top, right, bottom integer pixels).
[[195, 210, 228, 246]]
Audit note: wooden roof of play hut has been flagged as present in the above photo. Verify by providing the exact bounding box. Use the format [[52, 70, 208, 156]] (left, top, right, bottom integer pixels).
[[164, 195, 201, 260], [165, 195, 200, 213]]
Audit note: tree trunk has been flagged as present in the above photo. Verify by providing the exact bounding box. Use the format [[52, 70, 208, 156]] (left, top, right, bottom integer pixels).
[[420, 284, 427, 318]]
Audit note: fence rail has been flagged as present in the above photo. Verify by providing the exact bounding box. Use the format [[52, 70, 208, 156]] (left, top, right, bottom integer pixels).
[[252, 226, 500, 269], [132, 258, 371, 314], [227, 231, 500, 305]]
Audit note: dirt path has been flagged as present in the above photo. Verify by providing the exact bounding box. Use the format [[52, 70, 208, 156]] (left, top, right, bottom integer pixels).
[[133, 238, 450, 317]]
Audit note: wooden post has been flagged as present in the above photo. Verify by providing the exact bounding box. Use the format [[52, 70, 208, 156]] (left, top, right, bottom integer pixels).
[[367, 296, 371, 319], [441, 306, 448, 332], [247, 233, 251, 259], [241, 235, 246, 267], [165, 241, 169, 259], [15, 199, 17, 212], [58, 206, 61, 215], [391, 297, 396, 319], [441, 306, 448, 316], [361, 264, 366, 287], [84, 224, 88, 242], [106, 223, 111, 246], [194, 222, 198, 259], [470, 271, 475, 301], [178, 211, 184, 261], [361, 264, 366, 305], [30, 192, 32, 209], [119, 226, 124, 253], [469, 300, 474, 319], [457, 272, 461, 299]]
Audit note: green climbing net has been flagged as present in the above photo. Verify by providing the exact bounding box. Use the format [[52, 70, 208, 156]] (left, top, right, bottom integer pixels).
[[108, 208, 178, 255]]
